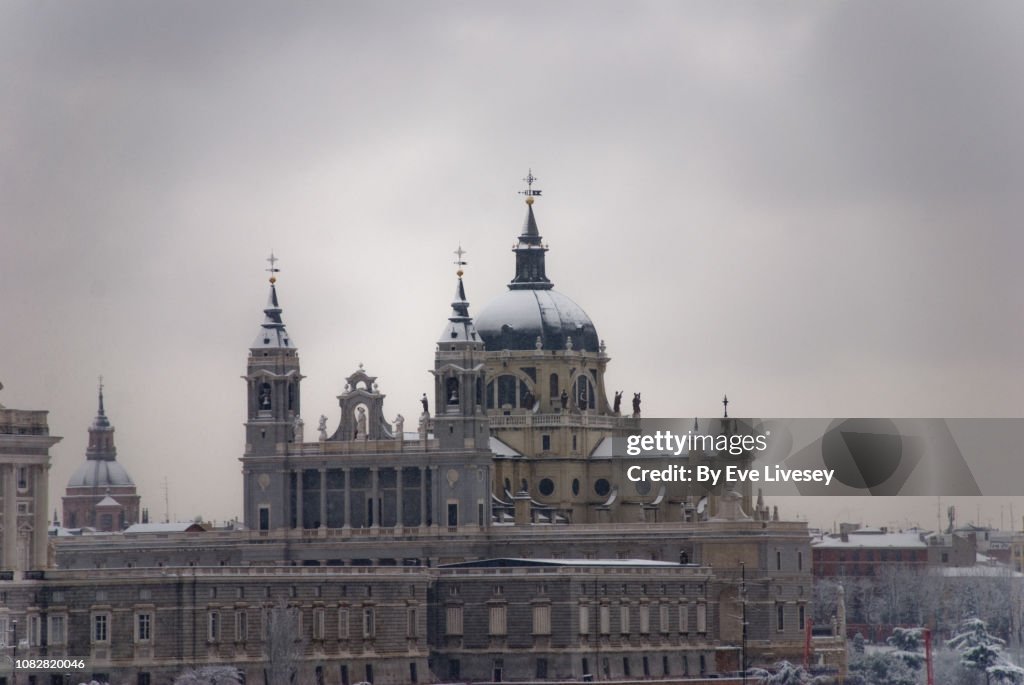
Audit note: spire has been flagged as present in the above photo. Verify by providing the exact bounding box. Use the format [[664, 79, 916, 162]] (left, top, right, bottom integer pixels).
[[439, 245, 482, 346], [87, 380, 116, 460], [509, 169, 553, 290], [252, 252, 295, 349], [91, 376, 110, 430], [722, 394, 729, 418]]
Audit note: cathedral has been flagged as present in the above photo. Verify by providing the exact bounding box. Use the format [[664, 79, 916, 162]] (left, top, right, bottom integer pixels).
[[241, 185, 760, 535], [0, 179, 821, 685]]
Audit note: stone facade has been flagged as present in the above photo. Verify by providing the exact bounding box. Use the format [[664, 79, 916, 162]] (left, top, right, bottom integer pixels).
[[0, 398, 59, 578]]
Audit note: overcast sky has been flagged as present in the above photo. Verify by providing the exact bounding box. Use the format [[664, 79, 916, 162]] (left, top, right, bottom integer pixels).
[[2, 2, 1022, 530]]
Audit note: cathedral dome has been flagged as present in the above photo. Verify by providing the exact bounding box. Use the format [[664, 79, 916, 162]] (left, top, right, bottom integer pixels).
[[475, 288, 600, 352], [67, 458, 135, 488]]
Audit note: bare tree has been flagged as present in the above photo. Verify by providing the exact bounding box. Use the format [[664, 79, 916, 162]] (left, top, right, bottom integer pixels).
[[263, 599, 306, 685]]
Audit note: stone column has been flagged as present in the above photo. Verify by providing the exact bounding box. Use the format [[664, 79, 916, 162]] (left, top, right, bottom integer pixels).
[[319, 468, 327, 530], [419, 466, 427, 529], [295, 469, 304, 530], [395, 467, 404, 529], [33, 464, 49, 569], [2, 464, 17, 569], [370, 467, 379, 529], [343, 467, 351, 529]]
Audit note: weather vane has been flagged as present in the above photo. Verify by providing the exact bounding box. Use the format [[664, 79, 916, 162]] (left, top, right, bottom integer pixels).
[[519, 169, 542, 204], [266, 251, 280, 284], [454, 245, 467, 278]]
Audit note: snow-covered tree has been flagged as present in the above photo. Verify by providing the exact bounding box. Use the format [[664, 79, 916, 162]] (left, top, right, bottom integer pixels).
[[853, 631, 866, 654], [174, 666, 243, 685], [750, 660, 814, 685], [847, 652, 918, 685], [949, 618, 1009, 685], [987, 663, 1024, 685], [888, 626, 926, 670]]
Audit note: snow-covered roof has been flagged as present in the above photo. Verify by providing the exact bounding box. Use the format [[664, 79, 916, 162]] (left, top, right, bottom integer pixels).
[[441, 558, 685, 569], [96, 495, 121, 507], [475, 288, 599, 352], [813, 531, 928, 549], [489, 436, 521, 458], [124, 522, 206, 534]]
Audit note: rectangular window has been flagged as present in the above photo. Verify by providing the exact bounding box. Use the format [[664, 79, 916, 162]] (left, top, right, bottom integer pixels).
[[536, 658, 548, 680], [235, 610, 248, 642], [542, 435, 551, 451], [208, 611, 219, 642], [799, 604, 806, 630], [362, 608, 375, 638], [407, 607, 417, 638], [696, 603, 706, 634], [48, 615, 66, 646], [338, 608, 350, 638], [313, 608, 325, 640], [445, 606, 463, 636], [533, 605, 551, 635], [489, 605, 507, 636], [136, 612, 152, 642], [26, 615, 39, 646], [777, 604, 785, 631], [578, 605, 590, 635], [620, 605, 630, 635], [93, 614, 109, 643], [797, 551, 803, 571]]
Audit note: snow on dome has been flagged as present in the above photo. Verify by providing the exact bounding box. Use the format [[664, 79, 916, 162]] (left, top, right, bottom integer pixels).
[[67, 459, 135, 488], [475, 289, 599, 352]]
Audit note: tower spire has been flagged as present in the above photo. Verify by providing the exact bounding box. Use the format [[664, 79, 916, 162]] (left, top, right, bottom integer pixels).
[[252, 252, 294, 349], [97, 375, 105, 417], [440, 245, 480, 344], [509, 169, 552, 290]]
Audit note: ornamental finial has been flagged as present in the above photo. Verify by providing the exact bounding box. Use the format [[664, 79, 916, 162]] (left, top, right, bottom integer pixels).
[[519, 168, 542, 205], [266, 251, 280, 284], [454, 244, 467, 278]]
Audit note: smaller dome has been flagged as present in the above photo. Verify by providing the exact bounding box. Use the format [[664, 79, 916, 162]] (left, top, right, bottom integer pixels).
[[67, 460, 135, 488]]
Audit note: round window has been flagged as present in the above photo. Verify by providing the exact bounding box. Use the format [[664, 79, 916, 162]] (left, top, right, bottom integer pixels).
[[594, 478, 611, 497], [539, 478, 555, 496]]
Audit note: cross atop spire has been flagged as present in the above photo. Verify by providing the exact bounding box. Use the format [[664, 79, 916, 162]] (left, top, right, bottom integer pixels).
[[722, 394, 729, 418], [519, 168, 542, 205], [266, 251, 280, 284], [454, 244, 467, 278]]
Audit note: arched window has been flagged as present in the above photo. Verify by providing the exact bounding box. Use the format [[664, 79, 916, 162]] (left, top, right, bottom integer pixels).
[[446, 377, 460, 405], [258, 383, 272, 410], [498, 375, 517, 408], [574, 375, 595, 410], [549, 374, 559, 404]]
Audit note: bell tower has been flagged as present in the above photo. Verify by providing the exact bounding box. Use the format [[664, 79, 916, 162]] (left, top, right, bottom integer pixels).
[[243, 253, 303, 456], [431, 247, 490, 450]]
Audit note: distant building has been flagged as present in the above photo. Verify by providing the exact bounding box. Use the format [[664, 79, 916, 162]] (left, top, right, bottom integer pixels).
[[812, 525, 976, 578], [62, 385, 141, 531]]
